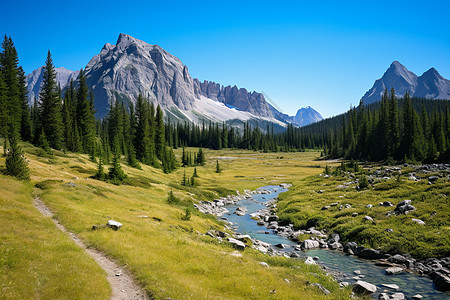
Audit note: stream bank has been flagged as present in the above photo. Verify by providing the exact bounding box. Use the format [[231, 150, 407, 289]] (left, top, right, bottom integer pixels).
[[195, 185, 449, 299]]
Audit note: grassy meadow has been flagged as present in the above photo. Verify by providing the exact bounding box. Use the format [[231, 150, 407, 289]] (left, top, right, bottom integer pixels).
[[277, 164, 450, 259], [0, 142, 352, 299]]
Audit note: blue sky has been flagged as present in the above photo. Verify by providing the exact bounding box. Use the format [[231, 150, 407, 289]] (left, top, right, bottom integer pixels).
[[2, 0, 449, 117]]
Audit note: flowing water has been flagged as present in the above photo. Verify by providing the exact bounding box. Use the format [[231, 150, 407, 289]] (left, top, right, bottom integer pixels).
[[222, 185, 449, 299]]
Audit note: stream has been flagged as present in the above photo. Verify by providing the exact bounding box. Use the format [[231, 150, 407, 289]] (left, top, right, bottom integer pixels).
[[221, 185, 448, 299]]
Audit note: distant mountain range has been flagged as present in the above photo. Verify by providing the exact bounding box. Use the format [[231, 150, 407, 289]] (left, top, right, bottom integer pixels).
[[361, 61, 450, 104], [25, 33, 323, 128]]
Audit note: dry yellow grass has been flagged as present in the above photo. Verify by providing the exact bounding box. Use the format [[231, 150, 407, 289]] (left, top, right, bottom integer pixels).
[[1, 143, 348, 299]]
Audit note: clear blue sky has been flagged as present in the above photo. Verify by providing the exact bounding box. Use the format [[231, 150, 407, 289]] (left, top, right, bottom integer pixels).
[[2, 0, 449, 117]]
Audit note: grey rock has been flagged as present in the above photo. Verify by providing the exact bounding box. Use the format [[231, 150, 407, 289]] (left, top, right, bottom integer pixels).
[[381, 283, 399, 290], [430, 271, 450, 291], [411, 294, 423, 299], [391, 293, 405, 300], [364, 215, 374, 222], [385, 267, 404, 275], [412, 218, 425, 225], [358, 248, 383, 260], [304, 257, 316, 265], [327, 233, 340, 244], [106, 220, 122, 230], [379, 293, 390, 300], [310, 283, 330, 295], [301, 239, 320, 249], [227, 237, 246, 250], [258, 261, 269, 268], [352, 280, 377, 294]]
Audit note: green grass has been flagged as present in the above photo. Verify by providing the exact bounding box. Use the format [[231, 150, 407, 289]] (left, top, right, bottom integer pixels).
[[276, 167, 450, 259], [0, 175, 110, 299], [1, 144, 350, 299]]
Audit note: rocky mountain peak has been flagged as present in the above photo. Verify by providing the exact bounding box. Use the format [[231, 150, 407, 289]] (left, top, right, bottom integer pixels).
[[361, 61, 450, 104]]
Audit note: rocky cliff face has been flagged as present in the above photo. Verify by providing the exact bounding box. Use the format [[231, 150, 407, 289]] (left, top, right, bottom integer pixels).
[[361, 61, 450, 104], [84, 33, 201, 118], [26, 67, 79, 105], [196, 80, 274, 118]]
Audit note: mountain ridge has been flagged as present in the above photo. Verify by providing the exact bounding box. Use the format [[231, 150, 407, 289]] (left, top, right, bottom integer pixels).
[[361, 61, 450, 104], [25, 33, 323, 127]]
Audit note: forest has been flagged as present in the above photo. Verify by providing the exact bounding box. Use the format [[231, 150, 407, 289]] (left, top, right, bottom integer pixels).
[[1, 35, 449, 183]]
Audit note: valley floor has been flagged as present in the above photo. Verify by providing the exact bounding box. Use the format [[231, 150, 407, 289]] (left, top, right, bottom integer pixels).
[[1, 143, 448, 299]]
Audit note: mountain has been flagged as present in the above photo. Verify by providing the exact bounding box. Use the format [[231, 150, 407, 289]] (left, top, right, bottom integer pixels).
[[361, 61, 450, 104], [26, 33, 322, 128], [196, 80, 274, 118], [26, 66, 79, 105], [292, 106, 323, 126]]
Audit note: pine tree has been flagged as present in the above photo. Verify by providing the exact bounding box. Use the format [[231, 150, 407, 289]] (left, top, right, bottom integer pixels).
[[39, 50, 63, 149], [18, 66, 31, 141], [181, 169, 187, 186], [155, 105, 165, 161], [215, 160, 221, 173], [37, 128, 51, 154], [76, 69, 96, 154], [193, 167, 199, 177], [93, 147, 106, 180], [108, 137, 127, 183], [5, 131, 29, 180], [197, 147, 205, 165], [0, 36, 21, 137]]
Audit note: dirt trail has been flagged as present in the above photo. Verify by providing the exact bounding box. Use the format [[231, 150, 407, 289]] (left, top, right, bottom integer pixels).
[[34, 197, 150, 300]]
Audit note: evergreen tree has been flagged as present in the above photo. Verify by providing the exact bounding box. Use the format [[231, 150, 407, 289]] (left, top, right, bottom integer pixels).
[[197, 147, 205, 165], [215, 160, 221, 173], [5, 131, 29, 180], [37, 128, 51, 154], [93, 147, 106, 180], [181, 169, 187, 186], [193, 167, 199, 177], [76, 69, 96, 154], [18, 66, 31, 141], [155, 105, 165, 161], [108, 137, 127, 183], [39, 50, 63, 149], [0, 36, 21, 137]]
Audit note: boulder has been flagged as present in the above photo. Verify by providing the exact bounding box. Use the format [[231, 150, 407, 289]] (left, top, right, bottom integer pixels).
[[304, 257, 316, 265], [430, 271, 450, 291], [258, 262, 269, 268], [395, 200, 416, 214], [385, 267, 404, 275], [301, 239, 320, 249], [327, 233, 340, 244], [352, 280, 377, 295], [328, 242, 343, 250], [358, 248, 383, 259], [379, 293, 390, 300], [411, 295, 423, 299], [106, 220, 122, 230], [227, 238, 246, 250], [387, 254, 408, 265], [274, 243, 288, 249], [391, 293, 405, 300]]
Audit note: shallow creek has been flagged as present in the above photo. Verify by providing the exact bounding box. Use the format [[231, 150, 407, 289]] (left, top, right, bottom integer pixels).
[[221, 185, 448, 299]]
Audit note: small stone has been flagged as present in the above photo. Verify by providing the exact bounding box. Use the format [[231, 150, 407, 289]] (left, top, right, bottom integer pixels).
[[385, 267, 403, 275], [305, 257, 316, 265], [412, 218, 425, 225], [391, 293, 405, 300], [381, 283, 399, 290], [259, 262, 269, 268], [310, 283, 330, 295], [354, 270, 361, 275], [411, 294, 423, 300], [364, 216, 374, 222]]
